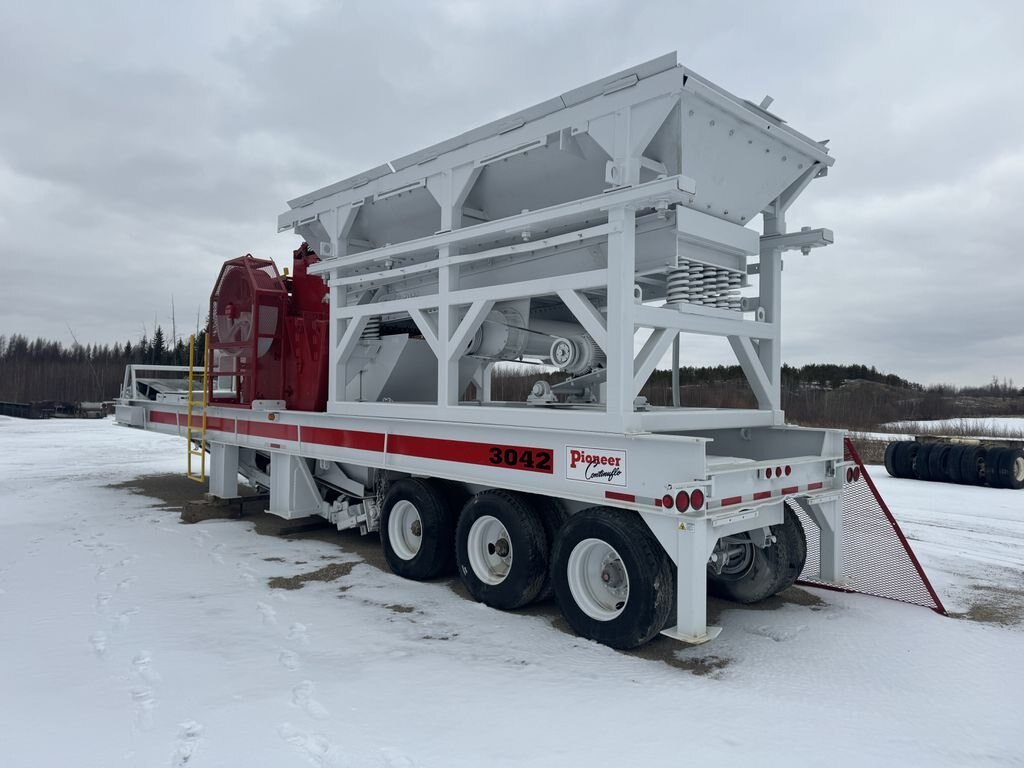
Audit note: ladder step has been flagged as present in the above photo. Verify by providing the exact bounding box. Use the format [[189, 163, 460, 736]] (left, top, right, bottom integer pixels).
[[186, 333, 209, 483]]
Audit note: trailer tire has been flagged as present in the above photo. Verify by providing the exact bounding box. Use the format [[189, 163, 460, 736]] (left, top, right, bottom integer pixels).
[[959, 446, 987, 486], [552, 507, 674, 650], [995, 447, 1024, 490], [771, 506, 808, 594], [528, 495, 570, 602], [945, 446, 967, 484], [883, 442, 899, 478], [927, 444, 954, 483], [985, 448, 1006, 488], [456, 490, 549, 611], [893, 441, 918, 479], [380, 478, 456, 581], [915, 443, 935, 481], [708, 507, 806, 603]]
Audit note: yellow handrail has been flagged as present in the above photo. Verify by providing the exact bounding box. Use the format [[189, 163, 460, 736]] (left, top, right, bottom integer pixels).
[[186, 334, 208, 482]]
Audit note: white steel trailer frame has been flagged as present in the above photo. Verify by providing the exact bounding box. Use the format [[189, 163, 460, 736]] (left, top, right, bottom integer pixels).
[[116, 53, 847, 646]]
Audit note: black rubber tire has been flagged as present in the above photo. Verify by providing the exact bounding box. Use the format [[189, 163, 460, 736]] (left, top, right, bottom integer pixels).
[[915, 443, 936, 481], [985, 448, 1006, 488], [995, 447, 1024, 490], [379, 478, 457, 581], [455, 490, 549, 611], [526, 495, 570, 602], [945, 445, 967, 484], [959, 446, 987, 486], [927, 444, 954, 483], [893, 441, 919, 479], [708, 507, 807, 604], [552, 507, 674, 650], [883, 442, 899, 478], [771, 507, 808, 595]]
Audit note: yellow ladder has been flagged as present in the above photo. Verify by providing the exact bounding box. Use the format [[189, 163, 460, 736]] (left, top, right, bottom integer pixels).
[[186, 333, 208, 482]]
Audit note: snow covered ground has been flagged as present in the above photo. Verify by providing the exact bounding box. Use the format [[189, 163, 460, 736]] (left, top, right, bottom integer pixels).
[[1, 417, 1022, 767], [886, 417, 1024, 436], [852, 416, 1024, 443]]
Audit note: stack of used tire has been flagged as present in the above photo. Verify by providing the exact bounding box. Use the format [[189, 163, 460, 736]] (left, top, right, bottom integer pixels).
[[884, 441, 1024, 490]]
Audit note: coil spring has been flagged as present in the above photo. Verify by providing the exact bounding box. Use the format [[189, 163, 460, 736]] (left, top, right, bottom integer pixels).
[[665, 261, 742, 310]]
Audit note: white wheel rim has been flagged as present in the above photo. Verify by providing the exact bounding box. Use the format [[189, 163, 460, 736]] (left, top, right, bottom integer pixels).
[[1013, 456, 1024, 483], [388, 500, 422, 561], [466, 515, 513, 585], [566, 538, 629, 621]]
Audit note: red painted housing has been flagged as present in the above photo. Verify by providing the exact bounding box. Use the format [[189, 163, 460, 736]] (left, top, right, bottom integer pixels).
[[207, 244, 329, 412], [281, 244, 329, 412]]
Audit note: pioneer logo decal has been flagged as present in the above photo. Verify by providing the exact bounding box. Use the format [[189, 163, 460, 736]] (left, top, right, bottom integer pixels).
[[566, 446, 626, 486]]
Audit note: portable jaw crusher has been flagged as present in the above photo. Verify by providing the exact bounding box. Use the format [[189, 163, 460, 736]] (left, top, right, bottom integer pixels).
[[118, 54, 938, 650]]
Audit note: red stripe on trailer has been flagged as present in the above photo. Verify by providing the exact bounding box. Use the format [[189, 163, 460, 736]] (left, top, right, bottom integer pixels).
[[807, 481, 824, 491], [605, 491, 635, 503], [654, 497, 664, 508], [238, 420, 299, 441], [180, 415, 236, 433], [781, 485, 799, 495], [720, 496, 743, 507], [207, 416, 236, 432], [388, 435, 554, 474], [302, 426, 385, 453], [149, 411, 177, 425], [753, 490, 772, 501]]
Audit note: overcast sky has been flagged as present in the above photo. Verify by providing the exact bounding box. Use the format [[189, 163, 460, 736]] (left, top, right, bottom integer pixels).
[[1, 0, 1022, 386]]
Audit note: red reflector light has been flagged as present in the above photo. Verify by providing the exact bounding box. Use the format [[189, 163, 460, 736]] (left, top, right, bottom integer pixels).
[[690, 489, 705, 509], [775, 466, 782, 477], [675, 490, 690, 512], [784, 465, 792, 476], [662, 494, 675, 509], [846, 467, 854, 482], [853, 467, 861, 482], [765, 467, 773, 478]]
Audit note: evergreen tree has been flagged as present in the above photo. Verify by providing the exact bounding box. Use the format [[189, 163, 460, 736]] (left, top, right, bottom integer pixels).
[[151, 326, 166, 365]]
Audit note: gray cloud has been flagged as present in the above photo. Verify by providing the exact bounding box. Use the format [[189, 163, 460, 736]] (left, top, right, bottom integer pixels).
[[1, 0, 1021, 386]]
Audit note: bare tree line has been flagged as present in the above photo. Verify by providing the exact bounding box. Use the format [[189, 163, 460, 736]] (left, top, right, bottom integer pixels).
[[0, 328, 204, 403], [489, 365, 1023, 430]]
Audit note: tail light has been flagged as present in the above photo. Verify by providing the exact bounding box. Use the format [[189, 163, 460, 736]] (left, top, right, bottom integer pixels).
[[661, 494, 675, 509], [690, 489, 705, 509], [675, 490, 690, 512]]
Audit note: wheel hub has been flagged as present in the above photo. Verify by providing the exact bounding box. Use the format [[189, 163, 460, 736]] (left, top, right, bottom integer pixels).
[[566, 538, 630, 621], [711, 536, 755, 579], [467, 515, 514, 586], [388, 500, 423, 561], [601, 562, 625, 588]]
